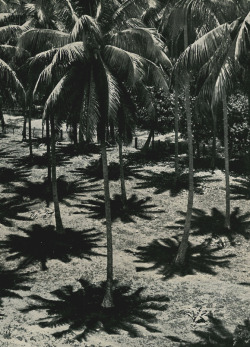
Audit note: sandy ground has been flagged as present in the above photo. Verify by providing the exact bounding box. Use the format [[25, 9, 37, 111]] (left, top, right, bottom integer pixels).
[[0, 116, 249, 347]]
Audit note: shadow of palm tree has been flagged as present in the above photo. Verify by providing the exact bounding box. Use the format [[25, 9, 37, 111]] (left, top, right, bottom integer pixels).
[[21, 279, 169, 341], [135, 171, 218, 196], [56, 142, 100, 158], [127, 237, 235, 278], [0, 265, 33, 308], [171, 208, 250, 245], [3, 176, 100, 206], [231, 178, 250, 200], [0, 167, 30, 184], [0, 224, 104, 271], [75, 158, 141, 182], [0, 196, 34, 227], [166, 316, 250, 346], [125, 146, 171, 165], [78, 194, 163, 223], [13, 152, 71, 169]]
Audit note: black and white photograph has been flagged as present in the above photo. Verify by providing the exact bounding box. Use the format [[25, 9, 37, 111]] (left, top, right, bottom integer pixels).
[[0, 0, 250, 346]]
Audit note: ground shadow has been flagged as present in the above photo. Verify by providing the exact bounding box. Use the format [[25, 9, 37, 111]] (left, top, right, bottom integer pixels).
[[78, 194, 163, 223], [56, 142, 100, 157], [166, 316, 250, 346], [125, 145, 171, 165], [135, 171, 219, 196], [3, 176, 100, 206], [74, 158, 141, 182], [0, 196, 35, 227], [13, 152, 71, 169], [231, 178, 250, 200], [127, 237, 235, 278], [21, 279, 169, 341], [171, 207, 250, 245], [0, 224, 104, 271], [0, 167, 30, 185], [0, 265, 33, 307]]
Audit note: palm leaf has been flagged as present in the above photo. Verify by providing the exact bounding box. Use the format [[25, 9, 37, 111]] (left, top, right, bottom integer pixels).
[[108, 27, 172, 72], [235, 11, 250, 65], [104, 45, 145, 87], [0, 57, 25, 104], [0, 44, 30, 63], [0, 24, 23, 44], [18, 28, 70, 54], [71, 15, 102, 42]]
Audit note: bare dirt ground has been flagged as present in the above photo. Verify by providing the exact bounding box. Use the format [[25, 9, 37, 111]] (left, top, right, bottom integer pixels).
[[0, 116, 249, 347]]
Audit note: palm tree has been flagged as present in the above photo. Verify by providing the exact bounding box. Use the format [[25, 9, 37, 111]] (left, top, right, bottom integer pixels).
[[174, 8, 250, 233], [27, 0, 170, 307], [159, 0, 238, 267]]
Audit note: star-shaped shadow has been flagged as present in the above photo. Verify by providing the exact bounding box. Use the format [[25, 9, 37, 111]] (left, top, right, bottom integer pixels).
[[21, 279, 169, 341], [78, 194, 163, 223], [127, 237, 235, 278], [0, 224, 104, 271]]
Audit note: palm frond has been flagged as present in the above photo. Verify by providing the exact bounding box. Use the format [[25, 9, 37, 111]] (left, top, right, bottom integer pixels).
[[18, 28, 70, 54], [42, 68, 78, 121], [113, 0, 150, 23], [0, 44, 30, 63], [0, 58, 25, 104], [29, 48, 59, 70], [235, 11, 250, 65], [104, 45, 145, 87], [0, 24, 23, 44], [173, 20, 240, 83], [108, 27, 172, 72], [71, 15, 102, 42]]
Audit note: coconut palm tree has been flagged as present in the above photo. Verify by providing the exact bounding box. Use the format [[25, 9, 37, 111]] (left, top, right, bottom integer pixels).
[[159, 0, 241, 267], [174, 8, 250, 236], [26, 0, 170, 307]]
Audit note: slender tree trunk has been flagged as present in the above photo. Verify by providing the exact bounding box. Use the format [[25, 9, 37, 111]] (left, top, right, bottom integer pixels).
[[46, 116, 51, 184], [22, 113, 27, 140], [174, 87, 179, 178], [50, 114, 64, 234], [101, 137, 114, 308], [28, 104, 33, 158], [142, 128, 154, 151], [223, 91, 230, 229], [175, 74, 194, 267], [72, 121, 78, 146], [118, 135, 127, 206], [211, 111, 217, 172]]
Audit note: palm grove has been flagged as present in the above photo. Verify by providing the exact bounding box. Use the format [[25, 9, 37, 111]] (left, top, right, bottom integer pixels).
[[0, 0, 250, 343]]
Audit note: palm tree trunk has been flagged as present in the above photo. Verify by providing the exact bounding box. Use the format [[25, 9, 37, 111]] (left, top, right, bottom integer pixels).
[[211, 111, 217, 172], [72, 121, 78, 146], [142, 128, 154, 151], [175, 74, 194, 267], [174, 87, 179, 178], [222, 91, 230, 229], [50, 114, 64, 234], [175, 22, 194, 267], [46, 116, 51, 183], [22, 113, 27, 140], [118, 135, 127, 206], [100, 138, 114, 308], [28, 104, 33, 158]]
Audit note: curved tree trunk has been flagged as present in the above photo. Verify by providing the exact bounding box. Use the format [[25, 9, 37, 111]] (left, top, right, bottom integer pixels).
[[222, 91, 230, 229], [142, 128, 154, 151], [174, 87, 179, 178], [118, 135, 127, 206], [72, 121, 78, 146], [101, 137, 114, 308], [175, 74, 194, 267], [50, 114, 64, 234]]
